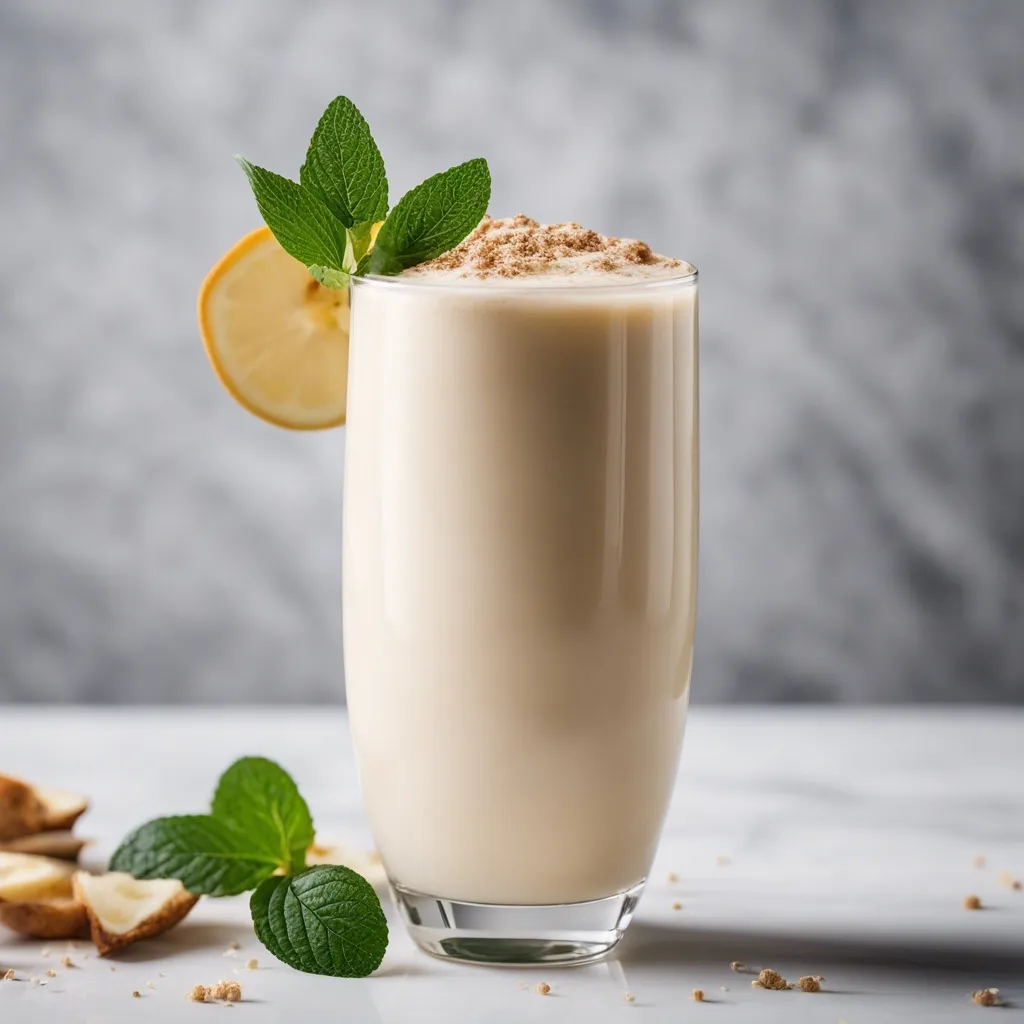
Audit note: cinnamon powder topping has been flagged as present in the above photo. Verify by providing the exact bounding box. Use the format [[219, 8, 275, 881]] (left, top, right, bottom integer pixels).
[[407, 215, 684, 279]]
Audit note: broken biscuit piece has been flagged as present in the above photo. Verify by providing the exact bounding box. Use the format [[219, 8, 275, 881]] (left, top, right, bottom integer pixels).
[[73, 872, 198, 956], [0, 897, 89, 939]]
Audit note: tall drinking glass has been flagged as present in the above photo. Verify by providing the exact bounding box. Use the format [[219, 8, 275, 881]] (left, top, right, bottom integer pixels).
[[343, 267, 698, 966]]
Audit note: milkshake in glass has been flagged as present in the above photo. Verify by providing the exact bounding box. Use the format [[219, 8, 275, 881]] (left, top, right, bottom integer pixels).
[[343, 216, 698, 965]]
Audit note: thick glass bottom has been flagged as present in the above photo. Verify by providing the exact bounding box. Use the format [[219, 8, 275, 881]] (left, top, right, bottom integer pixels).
[[390, 880, 645, 966]]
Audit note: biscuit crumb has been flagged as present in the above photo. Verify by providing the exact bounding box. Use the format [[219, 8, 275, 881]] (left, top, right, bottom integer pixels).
[[244, 958, 258, 970], [671, 901, 682, 911], [691, 988, 704, 1001], [61, 956, 75, 969], [998, 870, 1022, 890], [40, 947, 51, 957], [667, 872, 679, 883], [132, 991, 141, 998], [146, 980, 157, 990], [964, 894, 982, 910], [720, 986, 729, 992], [623, 992, 635, 1003], [973, 854, 987, 869], [972, 988, 999, 1006], [208, 980, 243, 1002], [752, 968, 789, 990], [730, 961, 746, 972], [535, 982, 551, 995], [797, 975, 823, 992], [30, 976, 41, 986], [110, 967, 116, 972], [188, 984, 208, 1002], [716, 854, 731, 866], [2, 969, 15, 981], [45, 969, 56, 978]]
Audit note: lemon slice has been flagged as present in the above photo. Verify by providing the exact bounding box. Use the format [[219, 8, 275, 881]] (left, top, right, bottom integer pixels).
[[198, 226, 350, 430]]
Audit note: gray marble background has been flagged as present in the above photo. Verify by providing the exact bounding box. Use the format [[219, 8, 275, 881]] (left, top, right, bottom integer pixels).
[[1, 0, 1021, 704]]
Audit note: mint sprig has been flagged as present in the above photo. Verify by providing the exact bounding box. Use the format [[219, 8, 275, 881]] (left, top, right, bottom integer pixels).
[[236, 96, 489, 288], [110, 756, 388, 978]]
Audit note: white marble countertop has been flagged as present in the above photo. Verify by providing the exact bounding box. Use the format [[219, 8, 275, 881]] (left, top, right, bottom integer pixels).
[[1, 707, 1021, 1022]]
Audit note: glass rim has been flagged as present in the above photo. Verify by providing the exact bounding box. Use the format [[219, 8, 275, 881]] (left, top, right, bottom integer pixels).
[[349, 262, 698, 295]]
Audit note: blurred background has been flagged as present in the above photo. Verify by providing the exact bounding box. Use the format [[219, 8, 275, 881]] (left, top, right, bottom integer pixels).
[[0, 0, 1021, 704]]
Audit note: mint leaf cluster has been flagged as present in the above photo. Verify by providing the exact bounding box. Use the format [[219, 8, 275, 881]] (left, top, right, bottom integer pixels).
[[236, 96, 490, 287], [110, 757, 388, 978]]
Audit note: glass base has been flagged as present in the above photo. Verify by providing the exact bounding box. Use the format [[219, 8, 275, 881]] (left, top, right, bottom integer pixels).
[[390, 880, 645, 966]]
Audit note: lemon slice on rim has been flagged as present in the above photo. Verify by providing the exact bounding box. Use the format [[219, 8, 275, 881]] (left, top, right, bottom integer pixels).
[[198, 226, 352, 430]]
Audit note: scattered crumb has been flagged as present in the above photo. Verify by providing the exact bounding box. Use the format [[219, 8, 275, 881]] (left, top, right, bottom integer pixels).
[[61, 956, 75, 969], [244, 958, 258, 970], [535, 982, 551, 995], [132, 991, 141, 999], [46, 969, 56, 978], [146, 980, 158, 990], [667, 872, 679, 884], [752, 968, 790, 990], [623, 992, 635, 1003], [716, 854, 731, 866], [797, 976, 822, 992], [998, 871, 1022, 890], [209, 980, 242, 1003], [188, 984, 208, 1002], [973, 854, 987, 869], [66, 942, 78, 950], [40, 947, 51, 958], [730, 961, 747, 972], [720, 986, 729, 992], [964, 894, 983, 910], [972, 988, 999, 1006], [2, 969, 15, 981], [110, 967, 116, 972], [692, 988, 705, 1001], [30, 977, 41, 986], [671, 901, 683, 911]]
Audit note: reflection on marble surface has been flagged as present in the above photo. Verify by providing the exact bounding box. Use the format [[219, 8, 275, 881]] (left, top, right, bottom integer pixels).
[[0, 1, 1022, 702], [1, 707, 1022, 1023]]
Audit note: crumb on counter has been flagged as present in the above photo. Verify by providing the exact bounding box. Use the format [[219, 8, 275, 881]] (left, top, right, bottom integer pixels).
[[209, 980, 243, 1003], [40, 947, 51, 958], [972, 988, 999, 1006], [667, 872, 679, 883], [61, 956, 75, 969], [973, 854, 987, 869], [716, 854, 731, 866], [188, 984, 208, 1002], [691, 988, 704, 1001], [45, 970, 56, 978], [998, 871, 1022, 890], [797, 975, 823, 992], [535, 982, 551, 995], [671, 901, 682, 911], [132, 991, 141, 999], [245, 958, 258, 970], [730, 961, 746, 972], [752, 968, 790, 990], [964, 894, 982, 910], [623, 992, 635, 1003]]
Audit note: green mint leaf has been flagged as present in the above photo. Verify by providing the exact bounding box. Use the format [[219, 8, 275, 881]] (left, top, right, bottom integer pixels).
[[235, 157, 354, 274], [307, 265, 350, 289], [210, 757, 313, 875], [250, 865, 388, 978], [109, 815, 278, 897], [365, 158, 490, 275], [300, 96, 388, 228]]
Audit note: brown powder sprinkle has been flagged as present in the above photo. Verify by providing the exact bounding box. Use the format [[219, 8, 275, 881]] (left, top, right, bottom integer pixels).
[[964, 894, 983, 910], [797, 976, 823, 992], [691, 988, 705, 1001], [407, 216, 684, 279], [535, 982, 551, 995], [752, 968, 790, 990], [972, 988, 999, 1006]]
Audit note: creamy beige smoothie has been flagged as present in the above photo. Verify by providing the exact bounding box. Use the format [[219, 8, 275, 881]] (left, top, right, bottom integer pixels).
[[343, 217, 698, 908]]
